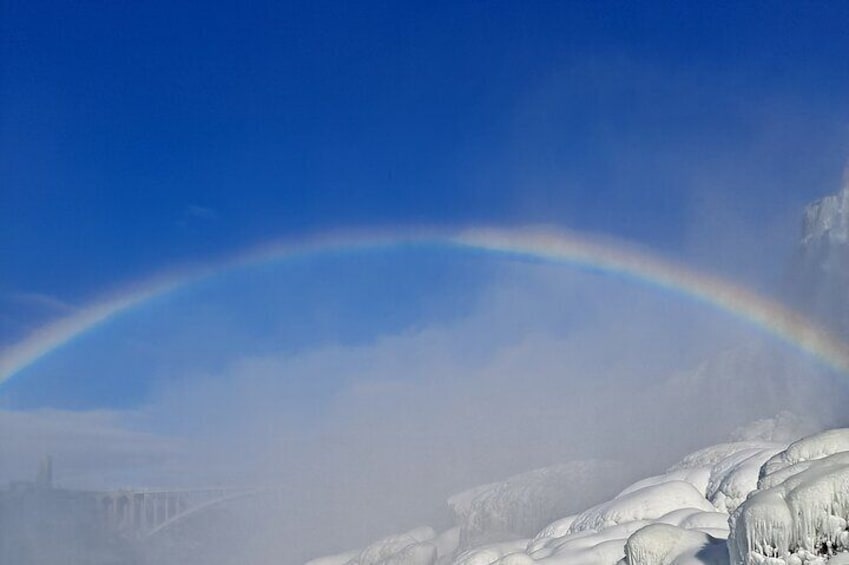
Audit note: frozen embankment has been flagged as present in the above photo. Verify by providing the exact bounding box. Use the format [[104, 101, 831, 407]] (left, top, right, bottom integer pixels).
[[307, 427, 849, 565]]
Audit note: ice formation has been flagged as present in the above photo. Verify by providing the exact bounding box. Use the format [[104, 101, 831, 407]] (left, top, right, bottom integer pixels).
[[792, 175, 849, 337], [801, 181, 849, 246], [307, 427, 849, 565], [447, 460, 626, 549], [567, 481, 716, 534], [624, 523, 727, 565], [305, 527, 439, 565], [729, 430, 849, 565]]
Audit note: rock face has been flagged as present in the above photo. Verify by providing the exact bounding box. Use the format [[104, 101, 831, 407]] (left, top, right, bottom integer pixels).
[[791, 174, 849, 337]]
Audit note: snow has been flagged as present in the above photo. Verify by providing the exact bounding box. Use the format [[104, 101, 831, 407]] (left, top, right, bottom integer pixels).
[[447, 460, 625, 549], [305, 550, 361, 565], [624, 523, 727, 565], [307, 426, 849, 565], [526, 515, 577, 554], [729, 430, 849, 565], [330, 526, 437, 565], [801, 182, 849, 246], [568, 481, 716, 534], [527, 519, 652, 563], [451, 540, 529, 565], [706, 446, 782, 513], [668, 442, 780, 474], [434, 528, 462, 561], [759, 430, 849, 480], [618, 468, 714, 500]]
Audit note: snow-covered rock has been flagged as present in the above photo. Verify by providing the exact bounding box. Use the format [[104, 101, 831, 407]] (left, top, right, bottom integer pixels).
[[568, 481, 716, 535], [448, 460, 626, 549], [450, 540, 529, 565], [759, 429, 849, 482], [528, 519, 652, 564], [336, 527, 438, 565], [729, 430, 849, 565], [624, 523, 728, 565], [706, 446, 783, 513]]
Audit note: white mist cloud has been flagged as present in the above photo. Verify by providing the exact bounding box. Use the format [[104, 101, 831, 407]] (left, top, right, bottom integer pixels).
[[2, 260, 845, 563], [0, 409, 181, 489]]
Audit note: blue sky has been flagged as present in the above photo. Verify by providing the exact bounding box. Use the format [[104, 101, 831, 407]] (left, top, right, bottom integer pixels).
[[1, 0, 848, 427], [3, 1, 849, 300]]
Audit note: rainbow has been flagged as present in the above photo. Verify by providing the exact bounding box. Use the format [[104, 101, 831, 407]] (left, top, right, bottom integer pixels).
[[2, 226, 848, 386]]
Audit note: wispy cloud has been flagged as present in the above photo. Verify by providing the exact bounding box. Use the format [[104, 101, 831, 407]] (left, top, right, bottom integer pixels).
[[5, 292, 76, 314], [186, 204, 218, 221], [0, 409, 182, 489]]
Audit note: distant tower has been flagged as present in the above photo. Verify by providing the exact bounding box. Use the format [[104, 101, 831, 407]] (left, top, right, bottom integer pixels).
[[36, 455, 53, 489]]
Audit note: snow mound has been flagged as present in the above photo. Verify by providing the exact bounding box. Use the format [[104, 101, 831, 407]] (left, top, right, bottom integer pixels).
[[706, 446, 783, 513], [669, 442, 781, 473], [305, 550, 361, 565], [759, 429, 849, 481], [568, 481, 716, 534], [728, 430, 849, 565], [624, 523, 728, 565], [339, 527, 437, 565], [526, 515, 577, 554], [450, 540, 528, 565], [528, 519, 652, 564], [618, 467, 714, 499], [447, 460, 625, 549]]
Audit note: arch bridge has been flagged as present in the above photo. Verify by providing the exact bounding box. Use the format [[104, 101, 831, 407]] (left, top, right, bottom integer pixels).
[[96, 486, 277, 539]]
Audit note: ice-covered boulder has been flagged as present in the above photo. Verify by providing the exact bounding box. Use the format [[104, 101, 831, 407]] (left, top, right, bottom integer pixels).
[[512, 440, 784, 565], [528, 520, 652, 564], [618, 467, 714, 500], [624, 523, 728, 565], [728, 430, 849, 565], [759, 429, 849, 482], [706, 446, 783, 513], [669, 442, 781, 474], [568, 481, 716, 535]]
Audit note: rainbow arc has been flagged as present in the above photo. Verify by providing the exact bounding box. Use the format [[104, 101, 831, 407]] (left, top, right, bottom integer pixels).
[[2, 227, 847, 385]]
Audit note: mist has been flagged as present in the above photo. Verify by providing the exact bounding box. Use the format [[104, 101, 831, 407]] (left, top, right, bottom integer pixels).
[[3, 247, 847, 563]]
